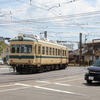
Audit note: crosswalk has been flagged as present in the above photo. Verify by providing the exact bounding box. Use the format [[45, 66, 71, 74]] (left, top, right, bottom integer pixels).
[[0, 74, 99, 99], [0, 75, 85, 96]]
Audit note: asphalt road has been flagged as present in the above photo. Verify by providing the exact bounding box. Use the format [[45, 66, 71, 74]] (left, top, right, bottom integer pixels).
[[0, 65, 100, 100]]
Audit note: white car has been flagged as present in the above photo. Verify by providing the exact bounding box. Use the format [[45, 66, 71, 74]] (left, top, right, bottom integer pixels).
[[0, 58, 4, 65]]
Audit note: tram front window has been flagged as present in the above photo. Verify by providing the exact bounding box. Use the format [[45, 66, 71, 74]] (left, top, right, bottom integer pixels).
[[11, 45, 32, 53]]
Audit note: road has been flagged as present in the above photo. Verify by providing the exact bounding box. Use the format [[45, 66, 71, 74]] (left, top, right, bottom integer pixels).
[[0, 65, 100, 100]]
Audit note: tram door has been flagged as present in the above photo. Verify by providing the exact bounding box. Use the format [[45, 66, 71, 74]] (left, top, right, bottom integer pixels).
[[61, 49, 63, 64], [37, 44, 41, 66]]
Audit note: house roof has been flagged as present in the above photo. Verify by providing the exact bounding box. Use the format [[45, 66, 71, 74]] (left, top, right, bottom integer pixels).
[[69, 49, 86, 56], [85, 39, 100, 45]]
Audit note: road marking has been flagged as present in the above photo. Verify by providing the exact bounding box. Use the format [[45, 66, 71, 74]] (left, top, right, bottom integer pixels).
[[0, 87, 30, 93], [34, 86, 85, 96], [15, 83, 31, 87], [0, 68, 9, 70], [0, 82, 86, 96], [36, 81, 51, 84], [0, 83, 31, 93], [54, 82, 88, 89], [60, 78, 82, 83], [54, 83, 71, 86], [0, 84, 17, 88], [53, 75, 82, 81]]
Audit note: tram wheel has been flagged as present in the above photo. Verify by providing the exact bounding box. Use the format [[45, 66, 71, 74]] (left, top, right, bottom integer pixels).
[[27, 67, 33, 74], [38, 66, 44, 73], [55, 65, 60, 70]]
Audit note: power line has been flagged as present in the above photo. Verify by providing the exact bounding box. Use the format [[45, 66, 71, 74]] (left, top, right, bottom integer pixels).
[[0, 0, 100, 38], [1, 0, 100, 27], [21, 10, 100, 21]]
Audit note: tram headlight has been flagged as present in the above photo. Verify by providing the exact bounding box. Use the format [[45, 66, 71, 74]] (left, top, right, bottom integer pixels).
[[18, 33, 23, 40], [18, 36, 23, 41]]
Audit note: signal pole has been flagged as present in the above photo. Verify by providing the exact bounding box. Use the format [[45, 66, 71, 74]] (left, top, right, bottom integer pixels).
[[79, 33, 82, 66]]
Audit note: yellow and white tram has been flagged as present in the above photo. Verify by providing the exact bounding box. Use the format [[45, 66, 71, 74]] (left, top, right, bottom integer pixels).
[[9, 34, 69, 74]]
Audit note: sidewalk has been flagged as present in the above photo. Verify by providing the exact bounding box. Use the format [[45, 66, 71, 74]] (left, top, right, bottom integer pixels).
[[68, 64, 88, 67], [0, 64, 9, 68]]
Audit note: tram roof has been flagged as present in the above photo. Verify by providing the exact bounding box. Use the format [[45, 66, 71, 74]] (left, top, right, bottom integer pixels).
[[10, 37, 67, 48]]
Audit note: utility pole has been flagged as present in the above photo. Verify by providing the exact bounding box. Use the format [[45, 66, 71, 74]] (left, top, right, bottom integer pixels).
[[79, 33, 82, 66], [85, 35, 87, 43], [30, 0, 32, 5], [40, 31, 47, 39], [44, 31, 47, 39], [92, 39, 95, 63]]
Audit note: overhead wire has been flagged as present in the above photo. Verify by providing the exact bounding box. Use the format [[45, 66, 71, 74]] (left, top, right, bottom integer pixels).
[[0, 0, 99, 39], [0, 0, 81, 32], [14, 1, 100, 34], [1, 0, 99, 26]]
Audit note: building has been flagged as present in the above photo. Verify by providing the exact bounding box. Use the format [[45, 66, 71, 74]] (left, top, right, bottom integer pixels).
[[84, 39, 100, 63], [68, 39, 100, 65]]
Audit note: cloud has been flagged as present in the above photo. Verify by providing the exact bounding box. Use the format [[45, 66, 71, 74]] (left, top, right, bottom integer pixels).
[[0, 0, 100, 42]]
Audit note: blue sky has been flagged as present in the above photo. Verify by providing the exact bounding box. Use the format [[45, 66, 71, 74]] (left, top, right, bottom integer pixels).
[[0, 0, 100, 49]]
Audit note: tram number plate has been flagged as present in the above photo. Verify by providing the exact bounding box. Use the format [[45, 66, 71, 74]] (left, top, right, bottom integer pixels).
[[88, 76, 94, 80]]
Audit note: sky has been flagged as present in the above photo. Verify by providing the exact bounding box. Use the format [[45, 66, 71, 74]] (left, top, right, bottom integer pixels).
[[0, 0, 100, 49]]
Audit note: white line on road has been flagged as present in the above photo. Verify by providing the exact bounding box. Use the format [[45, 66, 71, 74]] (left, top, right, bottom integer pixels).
[[54, 83, 71, 86], [54, 82, 88, 89], [0, 83, 31, 88], [0, 82, 86, 96], [53, 75, 82, 81], [0, 83, 31, 93], [0, 87, 30, 93], [60, 78, 82, 83], [36, 81, 51, 84], [0, 84, 16, 88], [15, 83, 32, 87], [34, 86, 85, 96]]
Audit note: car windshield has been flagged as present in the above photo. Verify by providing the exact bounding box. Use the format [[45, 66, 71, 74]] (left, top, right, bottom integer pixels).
[[93, 58, 100, 67]]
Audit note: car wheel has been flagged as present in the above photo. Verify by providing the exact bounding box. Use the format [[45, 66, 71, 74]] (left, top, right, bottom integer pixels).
[[86, 80, 92, 84]]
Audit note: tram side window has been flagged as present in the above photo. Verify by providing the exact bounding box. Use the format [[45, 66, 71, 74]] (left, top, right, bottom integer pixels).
[[11, 45, 20, 53], [54, 48, 56, 55], [27, 45, 32, 53], [42, 46, 45, 55], [63, 50, 64, 56], [46, 47, 48, 55], [53, 48, 54, 55], [16, 46, 20, 53], [11, 45, 32, 53], [21, 45, 32, 53], [50, 48, 52, 55], [21, 45, 27, 53], [11, 46, 15, 53], [38, 46, 41, 54], [65, 50, 67, 56], [34, 45, 37, 54], [56, 49, 57, 55], [60, 50, 62, 56], [58, 49, 60, 56], [48, 47, 49, 55], [64, 50, 66, 56]]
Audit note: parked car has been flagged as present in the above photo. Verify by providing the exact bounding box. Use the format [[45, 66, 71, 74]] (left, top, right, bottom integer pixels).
[[85, 58, 100, 84], [0, 58, 4, 65]]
